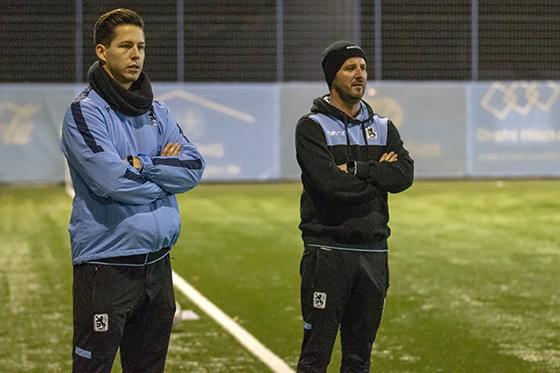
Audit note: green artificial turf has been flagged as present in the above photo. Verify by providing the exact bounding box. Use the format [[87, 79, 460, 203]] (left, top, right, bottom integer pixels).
[[0, 180, 558, 372]]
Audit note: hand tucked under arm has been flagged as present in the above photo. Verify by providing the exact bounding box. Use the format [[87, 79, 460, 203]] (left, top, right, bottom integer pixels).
[[297, 118, 380, 204], [129, 142, 180, 172], [379, 151, 398, 163], [138, 110, 205, 195], [354, 123, 414, 193], [161, 142, 181, 157]]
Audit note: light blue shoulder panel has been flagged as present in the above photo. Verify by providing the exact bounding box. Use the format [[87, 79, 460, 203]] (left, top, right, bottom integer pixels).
[[308, 113, 388, 147]]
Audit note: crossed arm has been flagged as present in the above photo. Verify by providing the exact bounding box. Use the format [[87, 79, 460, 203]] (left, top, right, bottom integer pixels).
[[337, 151, 398, 172], [61, 101, 204, 204], [336, 122, 414, 194], [129, 142, 182, 170]]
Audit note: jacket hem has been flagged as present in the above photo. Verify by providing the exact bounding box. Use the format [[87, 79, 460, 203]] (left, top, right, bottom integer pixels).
[[302, 236, 388, 252]]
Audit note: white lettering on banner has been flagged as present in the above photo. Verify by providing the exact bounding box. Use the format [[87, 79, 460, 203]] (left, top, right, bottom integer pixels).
[[476, 128, 519, 143], [0, 103, 39, 145], [406, 142, 442, 158], [519, 129, 560, 142], [479, 152, 560, 162], [476, 128, 560, 144], [204, 165, 241, 176], [198, 143, 225, 158]]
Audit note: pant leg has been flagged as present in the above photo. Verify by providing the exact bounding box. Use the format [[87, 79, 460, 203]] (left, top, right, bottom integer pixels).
[[297, 247, 352, 373], [72, 264, 140, 373], [339, 252, 389, 373], [120, 255, 176, 373]]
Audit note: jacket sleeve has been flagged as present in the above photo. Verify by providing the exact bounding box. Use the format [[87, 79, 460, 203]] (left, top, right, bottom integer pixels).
[[138, 105, 205, 194], [296, 117, 380, 204], [60, 101, 168, 205], [355, 120, 414, 193]]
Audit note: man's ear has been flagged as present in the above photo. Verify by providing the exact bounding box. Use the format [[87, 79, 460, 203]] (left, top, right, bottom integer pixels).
[[95, 44, 107, 63]]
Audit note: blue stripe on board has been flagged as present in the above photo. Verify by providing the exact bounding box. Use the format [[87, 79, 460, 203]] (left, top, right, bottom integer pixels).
[[71, 101, 104, 154], [153, 158, 203, 169]]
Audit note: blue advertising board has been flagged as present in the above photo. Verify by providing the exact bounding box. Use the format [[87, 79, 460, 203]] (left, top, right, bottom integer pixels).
[[467, 81, 560, 177], [0, 85, 75, 182], [1, 81, 559, 183], [155, 84, 280, 181]]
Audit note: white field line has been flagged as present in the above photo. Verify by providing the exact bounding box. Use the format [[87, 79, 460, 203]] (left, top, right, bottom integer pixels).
[[172, 271, 295, 373]]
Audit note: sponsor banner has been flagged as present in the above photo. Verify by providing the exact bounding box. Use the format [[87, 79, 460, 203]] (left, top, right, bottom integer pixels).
[[365, 83, 466, 178], [0, 84, 280, 183], [155, 84, 280, 181], [0, 85, 76, 182], [467, 81, 560, 176], [1, 82, 559, 183]]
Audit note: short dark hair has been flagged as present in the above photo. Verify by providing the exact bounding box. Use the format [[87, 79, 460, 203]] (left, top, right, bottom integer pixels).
[[94, 8, 144, 47]]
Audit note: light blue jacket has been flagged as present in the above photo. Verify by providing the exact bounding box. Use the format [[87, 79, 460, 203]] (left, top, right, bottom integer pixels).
[[61, 86, 205, 264]]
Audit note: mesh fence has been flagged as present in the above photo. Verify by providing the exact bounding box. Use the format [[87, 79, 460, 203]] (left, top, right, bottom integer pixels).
[[0, 1, 558, 82]]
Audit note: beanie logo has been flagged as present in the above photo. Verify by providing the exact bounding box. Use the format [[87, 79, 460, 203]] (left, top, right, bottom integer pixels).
[[346, 45, 361, 50]]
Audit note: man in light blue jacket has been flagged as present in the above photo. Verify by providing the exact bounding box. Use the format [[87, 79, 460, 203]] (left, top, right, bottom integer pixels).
[[60, 8, 204, 372]]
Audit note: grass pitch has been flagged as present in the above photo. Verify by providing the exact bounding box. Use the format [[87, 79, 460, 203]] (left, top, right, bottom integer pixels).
[[0, 180, 558, 372]]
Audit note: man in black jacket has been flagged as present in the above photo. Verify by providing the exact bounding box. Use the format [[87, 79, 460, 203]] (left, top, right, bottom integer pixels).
[[295, 41, 414, 373]]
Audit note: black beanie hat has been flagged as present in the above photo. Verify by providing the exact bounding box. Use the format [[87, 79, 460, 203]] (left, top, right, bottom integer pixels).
[[322, 41, 367, 89]]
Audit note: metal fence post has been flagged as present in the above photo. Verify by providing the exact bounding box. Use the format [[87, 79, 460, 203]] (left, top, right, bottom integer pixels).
[[276, 0, 284, 82], [75, 0, 83, 82], [471, 0, 479, 81], [374, 0, 382, 80], [177, 0, 185, 82]]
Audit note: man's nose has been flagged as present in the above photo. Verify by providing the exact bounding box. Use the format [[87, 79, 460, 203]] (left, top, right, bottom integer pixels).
[[355, 68, 366, 78], [131, 46, 140, 59]]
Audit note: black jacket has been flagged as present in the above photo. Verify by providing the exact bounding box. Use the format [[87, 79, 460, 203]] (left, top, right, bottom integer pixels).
[[295, 95, 414, 251]]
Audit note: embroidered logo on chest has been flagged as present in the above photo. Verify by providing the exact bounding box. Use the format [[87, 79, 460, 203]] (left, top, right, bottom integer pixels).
[[148, 110, 159, 126], [366, 126, 377, 140]]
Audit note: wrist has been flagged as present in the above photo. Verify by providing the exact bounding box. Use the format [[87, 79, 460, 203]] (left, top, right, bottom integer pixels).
[[127, 155, 143, 172], [346, 161, 356, 175], [355, 161, 371, 180]]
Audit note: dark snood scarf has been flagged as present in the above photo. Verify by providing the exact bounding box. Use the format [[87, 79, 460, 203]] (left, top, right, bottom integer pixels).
[[87, 61, 153, 116]]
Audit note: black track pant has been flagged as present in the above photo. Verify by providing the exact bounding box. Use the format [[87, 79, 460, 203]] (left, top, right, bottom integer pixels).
[[297, 246, 389, 373], [72, 255, 176, 373]]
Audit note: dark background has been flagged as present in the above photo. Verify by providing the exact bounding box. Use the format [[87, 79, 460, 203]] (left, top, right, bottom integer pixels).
[[1, 0, 558, 82]]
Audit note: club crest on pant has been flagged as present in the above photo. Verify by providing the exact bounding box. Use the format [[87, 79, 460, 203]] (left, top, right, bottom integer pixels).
[[93, 313, 109, 332], [313, 292, 327, 309]]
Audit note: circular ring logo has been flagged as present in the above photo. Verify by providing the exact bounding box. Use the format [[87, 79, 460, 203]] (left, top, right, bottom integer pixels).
[[481, 81, 560, 120]]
